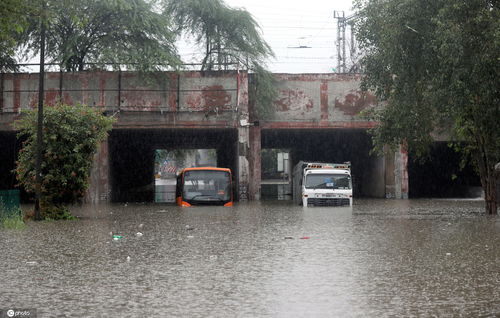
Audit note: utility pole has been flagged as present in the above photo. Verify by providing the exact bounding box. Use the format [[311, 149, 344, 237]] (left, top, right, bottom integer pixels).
[[334, 11, 359, 73], [34, 3, 46, 221], [333, 11, 346, 73]]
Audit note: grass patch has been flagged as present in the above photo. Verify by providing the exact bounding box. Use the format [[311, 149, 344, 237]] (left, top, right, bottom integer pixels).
[[2, 214, 26, 229], [0, 202, 26, 230]]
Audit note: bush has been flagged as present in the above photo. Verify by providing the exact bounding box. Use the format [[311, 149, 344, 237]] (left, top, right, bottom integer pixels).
[[14, 103, 114, 220]]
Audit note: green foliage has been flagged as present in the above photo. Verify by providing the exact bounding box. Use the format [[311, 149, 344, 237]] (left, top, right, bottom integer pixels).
[[14, 103, 114, 219], [0, 0, 31, 71], [249, 65, 278, 118], [0, 202, 25, 230], [164, 0, 277, 116], [164, 0, 273, 71], [19, 0, 181, 72], [355, 0, 499, 213], [2, 215, 26, 230], [354, 0, 441, 157]]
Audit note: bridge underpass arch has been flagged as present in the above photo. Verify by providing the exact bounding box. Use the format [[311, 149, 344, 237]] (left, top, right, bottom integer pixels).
[[108, 128, 238, 202], [408, 142, 481, 198], [260, 129, 386, 198]]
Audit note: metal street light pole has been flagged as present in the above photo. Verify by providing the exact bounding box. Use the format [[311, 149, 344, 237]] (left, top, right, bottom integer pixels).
[[34, 5, 46, 221]]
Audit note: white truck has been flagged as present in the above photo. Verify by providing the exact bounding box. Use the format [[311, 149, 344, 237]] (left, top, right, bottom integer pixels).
[[292, 161, 353, 207]]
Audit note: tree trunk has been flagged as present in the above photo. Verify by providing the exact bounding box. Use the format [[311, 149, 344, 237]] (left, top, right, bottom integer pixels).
[[484, 175, 497, 215], [474, 135, 498, 215]]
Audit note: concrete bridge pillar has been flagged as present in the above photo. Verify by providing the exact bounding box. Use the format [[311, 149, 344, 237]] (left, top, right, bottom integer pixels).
[[85, 138, 110, 203], [248, 126, 261, 200], [384, 144, 409, 199], [237, 126, 250, 201]]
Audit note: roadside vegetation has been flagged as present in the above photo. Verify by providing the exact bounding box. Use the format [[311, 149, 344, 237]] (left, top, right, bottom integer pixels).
[[0, 202, 25, 230], [355, 0, 499, 214], [4, 0, 276, 115], [14, 104, 114, 220], [0, 0, 275, 220]]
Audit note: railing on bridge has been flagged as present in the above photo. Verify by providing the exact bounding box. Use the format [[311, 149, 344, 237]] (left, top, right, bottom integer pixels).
[[0, 63, 245, 116]]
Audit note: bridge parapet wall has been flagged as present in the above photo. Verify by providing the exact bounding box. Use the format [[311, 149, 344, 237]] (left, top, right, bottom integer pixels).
[[0, 70, 247, 129], [254, 73, 380, 129], [0, 71, 409, 201]]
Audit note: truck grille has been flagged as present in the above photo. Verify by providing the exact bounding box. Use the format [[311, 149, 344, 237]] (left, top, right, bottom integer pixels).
[[307, 198, 350, 207]]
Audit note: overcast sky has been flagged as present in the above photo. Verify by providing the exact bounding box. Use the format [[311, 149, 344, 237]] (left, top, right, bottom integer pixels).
[[179, 0, 355, 73]]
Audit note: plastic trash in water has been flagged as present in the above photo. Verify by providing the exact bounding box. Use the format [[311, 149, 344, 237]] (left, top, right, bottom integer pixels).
[[284, 236, 294, 240], [136, 232, 143, 237], [113, 235, 123, 240], [300, 236, 311, 240], [126, 256, 131, 262]]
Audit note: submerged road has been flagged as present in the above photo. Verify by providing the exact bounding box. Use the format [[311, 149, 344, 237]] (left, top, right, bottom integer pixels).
[[1, 199, 499, 317]]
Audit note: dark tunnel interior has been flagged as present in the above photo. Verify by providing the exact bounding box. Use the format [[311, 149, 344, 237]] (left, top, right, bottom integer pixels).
[[0, 131, 33, 202], [408, 142, 481, 198], [261, 129, 383, 198], [0, 129, 483, 204], [108, 128, 238, 202]]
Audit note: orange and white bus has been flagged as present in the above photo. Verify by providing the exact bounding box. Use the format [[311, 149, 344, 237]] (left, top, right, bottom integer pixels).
[[175, 167, 233, 207]]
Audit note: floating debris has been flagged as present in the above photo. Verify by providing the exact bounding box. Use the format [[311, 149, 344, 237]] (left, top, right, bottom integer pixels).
[[284, 236, 294, 240], [300, 237, 311, 240], [136, 232, 143, 237], [126, 256, 131, 262], [112, 235, 123, 240], [185, 225, 195, 231]]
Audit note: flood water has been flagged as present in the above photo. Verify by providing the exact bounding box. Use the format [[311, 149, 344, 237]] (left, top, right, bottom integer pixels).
[[1, 199, 499, 317]]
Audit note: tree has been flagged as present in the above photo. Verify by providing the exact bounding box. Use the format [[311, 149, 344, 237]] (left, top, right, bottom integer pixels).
[[164, 0, 272, 70], [0, 0, 31, 71], [354, 0, 499, 214], [14, 104, 114, 219], [19, 0, 181, 71], [163, 0, 277, 116]]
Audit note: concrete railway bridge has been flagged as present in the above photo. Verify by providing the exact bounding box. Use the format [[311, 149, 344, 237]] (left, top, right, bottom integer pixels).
[[0, 71, 480, 203]]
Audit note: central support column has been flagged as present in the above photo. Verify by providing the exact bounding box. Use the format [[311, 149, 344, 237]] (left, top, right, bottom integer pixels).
[[237, 126, 250, 201], [85, 138, 110, 203], [248, 126, 262, 200], [384, 144, 409, 199], [395, 144, 409, 199]]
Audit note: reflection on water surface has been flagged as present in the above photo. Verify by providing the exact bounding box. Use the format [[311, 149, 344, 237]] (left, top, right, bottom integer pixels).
[[1, 199, 498, 317]]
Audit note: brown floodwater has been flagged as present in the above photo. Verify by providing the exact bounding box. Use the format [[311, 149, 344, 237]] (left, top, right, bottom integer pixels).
[[1, 199, 499, 317]]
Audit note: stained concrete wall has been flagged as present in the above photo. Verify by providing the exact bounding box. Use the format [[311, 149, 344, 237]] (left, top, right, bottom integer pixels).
[[0, 71, 408, 202], [256, 73, 380, 129], [0, 70, 252, 202], [0, 71, 248, 127], [250, 73, 399, 199]]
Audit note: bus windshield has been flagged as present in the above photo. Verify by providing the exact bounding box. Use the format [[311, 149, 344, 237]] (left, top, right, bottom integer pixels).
[[183, 170, 231, 202], [305, 173, 351, 190]]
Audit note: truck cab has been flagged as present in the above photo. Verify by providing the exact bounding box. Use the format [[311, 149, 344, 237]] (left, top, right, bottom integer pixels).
[[293, 162, 353, 207]]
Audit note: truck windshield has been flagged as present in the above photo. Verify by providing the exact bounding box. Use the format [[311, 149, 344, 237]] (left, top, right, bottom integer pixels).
[[305, 173, 351, 189], [183, 170, 231, 201]]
